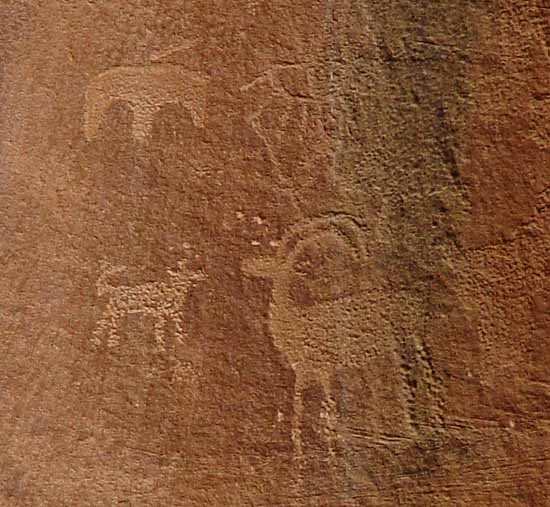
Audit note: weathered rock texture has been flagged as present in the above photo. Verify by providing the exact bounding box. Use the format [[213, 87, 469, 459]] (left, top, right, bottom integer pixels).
[[0, 1, 548, 505]]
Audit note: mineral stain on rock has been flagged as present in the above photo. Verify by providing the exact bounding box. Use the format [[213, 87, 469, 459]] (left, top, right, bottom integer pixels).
[[0, 1, 548, 506]]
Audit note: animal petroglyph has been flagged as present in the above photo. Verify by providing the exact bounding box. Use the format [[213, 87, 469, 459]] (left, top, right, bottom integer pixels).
[[84, 64, 206, 143], [242, 215, 409, 463], [93, 258, 206, 362], [240, 65, 337, 213]]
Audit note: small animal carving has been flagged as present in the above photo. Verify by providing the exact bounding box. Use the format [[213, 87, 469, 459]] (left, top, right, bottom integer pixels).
[[93, 258, 205, 356], [84, 64, 206, 143], [242, 215, 407, 463]]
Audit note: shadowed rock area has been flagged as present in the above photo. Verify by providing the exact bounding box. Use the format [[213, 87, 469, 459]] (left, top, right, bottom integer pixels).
[[0, 1, 548, 505]]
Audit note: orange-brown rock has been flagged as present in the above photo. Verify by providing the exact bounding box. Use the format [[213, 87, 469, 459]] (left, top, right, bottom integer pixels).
[[0, 1, 548, 505]]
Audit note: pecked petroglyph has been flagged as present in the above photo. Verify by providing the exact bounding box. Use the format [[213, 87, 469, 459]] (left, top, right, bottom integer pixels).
[[84, 64, 206, 143], [532, 186, 550, 221], [242, 214, 412, 464], [93, 258, 206, 375], [245, 0, 260, 16], [240, 64, 336, 212]]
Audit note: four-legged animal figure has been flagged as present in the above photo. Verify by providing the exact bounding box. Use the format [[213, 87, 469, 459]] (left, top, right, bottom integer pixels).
[[243, 215, 408, 467], [93, 258, 205, 353]]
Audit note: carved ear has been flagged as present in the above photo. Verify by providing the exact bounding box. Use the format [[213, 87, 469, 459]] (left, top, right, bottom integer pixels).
[[241, 256, 279, 279]]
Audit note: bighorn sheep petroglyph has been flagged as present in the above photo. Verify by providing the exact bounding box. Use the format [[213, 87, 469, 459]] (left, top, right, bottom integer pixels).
[[84, 64, 206, 143], [242, 215, 406, 462]]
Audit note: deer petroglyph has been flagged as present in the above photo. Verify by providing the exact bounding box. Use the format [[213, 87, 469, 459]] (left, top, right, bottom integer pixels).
[[242, 215, 408, 463], [93, 258, 206, 360], [84, 64, 206, 143]]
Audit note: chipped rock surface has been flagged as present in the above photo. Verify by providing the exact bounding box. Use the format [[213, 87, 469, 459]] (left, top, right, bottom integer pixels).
[[0, 2, 548, 506]]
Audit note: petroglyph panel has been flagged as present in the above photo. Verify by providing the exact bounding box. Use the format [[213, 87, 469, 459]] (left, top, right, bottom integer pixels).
[[2, 1, 549, 505]]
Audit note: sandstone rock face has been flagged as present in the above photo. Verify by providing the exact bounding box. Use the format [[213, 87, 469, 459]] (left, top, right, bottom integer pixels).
[[0, 2, 548, 506]]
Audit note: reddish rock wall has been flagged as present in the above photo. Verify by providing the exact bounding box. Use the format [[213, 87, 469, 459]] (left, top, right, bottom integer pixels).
[[0, 1, 548, 505]]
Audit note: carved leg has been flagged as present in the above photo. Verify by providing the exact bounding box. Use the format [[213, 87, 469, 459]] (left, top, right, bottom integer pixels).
[[187, 102, 205, 128], [320, 374, 339, 474], [291, 376, 306, 498], [153, 314, 167, 353], [131, 103, 157, 143], [291, 385, 305, 462], [106, 309, 120, 348], [172, 311, 189, 346], [92, 317, 107, 348]]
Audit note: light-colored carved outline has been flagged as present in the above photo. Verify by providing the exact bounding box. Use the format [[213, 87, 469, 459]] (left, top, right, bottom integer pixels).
[[240, 64, 340, 214], [93, 258, 205, 366], [242, 214, 414, 468], [84, 64, 206, 143]]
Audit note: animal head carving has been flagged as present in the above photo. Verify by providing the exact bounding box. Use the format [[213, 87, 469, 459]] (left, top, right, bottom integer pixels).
[[243, 215, 368, 306], [167, 259, 206, 284], [96, 261, 126, 296]]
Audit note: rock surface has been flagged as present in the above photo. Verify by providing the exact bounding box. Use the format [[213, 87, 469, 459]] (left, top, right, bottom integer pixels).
[[0, 1, 548, 505]]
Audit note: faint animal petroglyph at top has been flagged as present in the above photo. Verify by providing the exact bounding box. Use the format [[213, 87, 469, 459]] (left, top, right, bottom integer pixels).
[[240, 64, 336, 213], [93, 257, 206, 368], [242, 214, 411, 465], [91, 257, 207, 459], [84, 64, 206, 143]]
